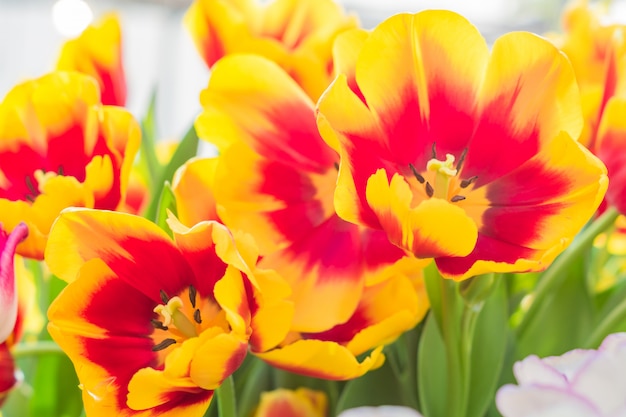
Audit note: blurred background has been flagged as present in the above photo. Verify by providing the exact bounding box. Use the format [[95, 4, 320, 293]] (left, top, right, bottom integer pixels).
[[0, 0, 600, 141]]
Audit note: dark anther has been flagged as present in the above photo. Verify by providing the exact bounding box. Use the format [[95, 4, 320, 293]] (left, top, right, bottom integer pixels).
[[189, 285, 197, 308], [160, 290, 170, 304], [25, 175, 37, 196], [409, 163, 425, 183], [151, 319, 169, 331], [460, 176, 478, 189], [333, 161, 339, 171], [25, 194, 35, 203], [431, 142, 437, 159], [456, 148, 468, 172], [57, 165, 65, 175], [451, 195, 466, 202], [425, 182, 434, 198], [194, 309, 202, 324], [152, 338, 176, 352]]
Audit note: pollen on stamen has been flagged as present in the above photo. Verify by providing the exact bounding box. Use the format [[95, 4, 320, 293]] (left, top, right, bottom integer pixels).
[[409, 163, 425, 183], [460, 175, 478, 189], [194, 309, 202, 324], [425, 182, 434, 197], [150, 319, 168, 331], [152, 338, 176, 351], [160, 289, 170, 304], [189, 285, 197, 308]]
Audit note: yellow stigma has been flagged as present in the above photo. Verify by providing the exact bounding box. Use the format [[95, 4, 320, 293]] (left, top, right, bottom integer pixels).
[[426, 154, 457, 199], [34, 169, 58, 193], [154, 296, 198, 338]]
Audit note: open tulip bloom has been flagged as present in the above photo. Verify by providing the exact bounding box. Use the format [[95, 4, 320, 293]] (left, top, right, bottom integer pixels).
[[5, 1, 626, 417]]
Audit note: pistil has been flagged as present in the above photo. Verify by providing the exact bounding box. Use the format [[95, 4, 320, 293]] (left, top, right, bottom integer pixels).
[[426, 153, 457, 199], [154, 296, 199, 338]]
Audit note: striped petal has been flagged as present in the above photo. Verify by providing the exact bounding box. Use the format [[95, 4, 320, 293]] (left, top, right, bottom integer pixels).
[[437, 131, 607, 280], [255, 340, 384, 381], [462, 31, 582, 186], [45, 208, 194, 302]]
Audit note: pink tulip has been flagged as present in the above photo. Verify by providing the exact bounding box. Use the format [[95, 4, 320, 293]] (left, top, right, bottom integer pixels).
[[338, 406, 424, 417], [0, 223, 28, 344], [497, 333, 626, 417]]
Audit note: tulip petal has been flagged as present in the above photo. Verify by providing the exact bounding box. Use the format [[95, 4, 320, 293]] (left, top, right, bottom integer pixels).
[[45, 208, 194, 302], [597, 97, 626, 214], [255, 340, 384, 380], [0, 223, 28, 343]]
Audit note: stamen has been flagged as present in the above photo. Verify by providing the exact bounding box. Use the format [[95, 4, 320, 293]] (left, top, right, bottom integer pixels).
[[189, 285, 197, 308], [451, 195, 466, 202], [425, 182, 434, 198], [151, 319, 168, 331], [152, 338, 176, 352], [333, 162, 339, 171], [409, 163, 425, 183], [25, 194, 35, 203], [194, 309, 202, 324], [460, 176, 478, 189], [57, 165, 65, 175], [160, 290, 170, 304], [431, 142, 437, 159], [25, 175, 38, 196], [456, 148, 468, 172]]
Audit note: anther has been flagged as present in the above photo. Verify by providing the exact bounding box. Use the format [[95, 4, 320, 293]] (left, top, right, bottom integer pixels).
[[189, 285, 197, 308], [152, 338, 176, 352], [194, 309, 202, 324], [409, 163, 425, 183], [431, 143, 437, 159], [456, 148, 468, 172], [151, 319, 168, 331], [25, 176, 37, 195], [25, 194, 35, 203], [333, 162, 339, 171], [160, 290, 170, 304], [425, 182, 434, 198], [451, 195, 466, 202], [57, 165, 65, 175], [460, 176, 478, 189]]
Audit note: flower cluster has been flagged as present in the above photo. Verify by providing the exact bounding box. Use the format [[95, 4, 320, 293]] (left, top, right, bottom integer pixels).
[[2, 0, 626, 416]]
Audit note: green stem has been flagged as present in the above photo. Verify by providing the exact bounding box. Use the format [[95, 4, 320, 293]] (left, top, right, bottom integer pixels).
[[387, 333, 418, 409], [441, 278, 463, 417], [11, 341, 64, 359], [517, 206, 619, 338], [586, 297, 626, 348], [459, 302, 481, 414], [216, 375, 237, 417]]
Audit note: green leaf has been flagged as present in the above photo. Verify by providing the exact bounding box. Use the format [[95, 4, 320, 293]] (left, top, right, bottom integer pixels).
[[154, 181, 177, 236], [138, 89, 161, 192], [517, 254, 594, 357], [417, 312, 447, 417], [335, 357, 408, 415], [464, 279, 508, 417], [234, 358, 273, 417], [145, 124, 199, 221]]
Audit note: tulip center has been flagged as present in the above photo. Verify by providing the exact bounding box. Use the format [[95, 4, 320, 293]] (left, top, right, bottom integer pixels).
[[24, 167, 64, 202], [151, 287, 204, 352], [408, 147, 478, 203], [426, 154, 457, 199]]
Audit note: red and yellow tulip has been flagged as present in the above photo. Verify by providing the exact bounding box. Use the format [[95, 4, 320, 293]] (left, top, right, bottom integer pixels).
[[253, 388, 327, 417], [45, 209, 293, 416], [184, 0, 358, 100], [317, 10, 608, 280], [0, 72, 139, 259], [56, 14, 127, 107]]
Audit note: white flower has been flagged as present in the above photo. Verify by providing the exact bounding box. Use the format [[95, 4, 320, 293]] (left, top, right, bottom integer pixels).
[[496, 333, 626, 417], [338, 406, 423, 417]]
